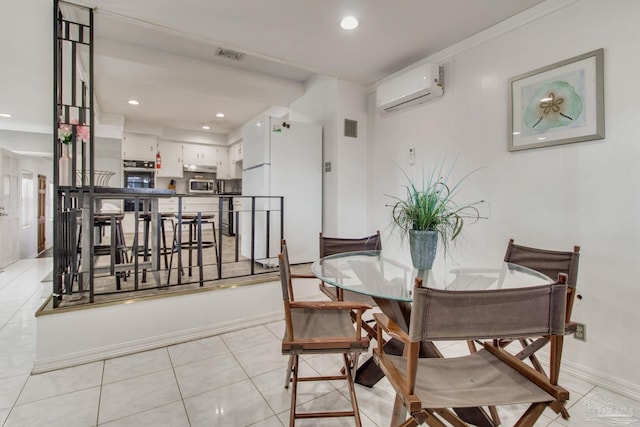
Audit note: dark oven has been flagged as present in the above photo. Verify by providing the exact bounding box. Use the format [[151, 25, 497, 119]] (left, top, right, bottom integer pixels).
[[123, 160, 155, 211]]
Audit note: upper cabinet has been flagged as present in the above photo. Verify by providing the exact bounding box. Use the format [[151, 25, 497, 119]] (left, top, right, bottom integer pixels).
[[230, 141, 243, 163], [122, 133, 157, 161], [183, 143, 218, 167], [217, 148, 228, 179], [156, 140, 183, 178], [226, 141, 243, 179]]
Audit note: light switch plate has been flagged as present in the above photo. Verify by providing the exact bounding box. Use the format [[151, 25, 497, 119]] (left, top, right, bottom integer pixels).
[[324, 162, 332, 172]]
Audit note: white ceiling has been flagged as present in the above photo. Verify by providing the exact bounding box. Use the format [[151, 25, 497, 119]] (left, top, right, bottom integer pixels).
[[0, 0, 547, 137]]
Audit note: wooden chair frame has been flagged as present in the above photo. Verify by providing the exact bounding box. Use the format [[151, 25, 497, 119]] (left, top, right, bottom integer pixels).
[[374, 275, 570, 427], [279, 240, 371, 426], [502, 238, 580, 420]]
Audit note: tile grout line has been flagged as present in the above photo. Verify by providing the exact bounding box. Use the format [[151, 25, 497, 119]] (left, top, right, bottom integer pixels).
[[221, 326, 287, 425], [166, 346, 193, 427], [95, 361, 105, 427]]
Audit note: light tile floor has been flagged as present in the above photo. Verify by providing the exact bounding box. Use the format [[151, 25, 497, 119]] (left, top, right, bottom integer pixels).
[[1, 257, 639, 426]]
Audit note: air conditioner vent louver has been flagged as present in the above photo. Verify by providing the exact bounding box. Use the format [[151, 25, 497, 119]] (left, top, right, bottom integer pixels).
[[215, 48, 246, 61]]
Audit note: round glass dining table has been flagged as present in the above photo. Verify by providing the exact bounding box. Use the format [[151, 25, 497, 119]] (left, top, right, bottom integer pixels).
[[311, 250, 553, 426], [311, 249, 552, 303]]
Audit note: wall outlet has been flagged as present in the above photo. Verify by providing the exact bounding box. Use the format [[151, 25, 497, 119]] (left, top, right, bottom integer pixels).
[[574, 323, 587, 341], [324, 162, 332, 172]]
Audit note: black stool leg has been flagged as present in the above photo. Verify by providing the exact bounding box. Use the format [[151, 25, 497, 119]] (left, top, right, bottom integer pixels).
[[142, 217, 150, 283], [115, 218, 128, 283], [187, 221, 194, 277], [111, 220, 121, 290], [161, 218, 170, 269], [210, 221, 219, 263], [197, 214, 204, 286]]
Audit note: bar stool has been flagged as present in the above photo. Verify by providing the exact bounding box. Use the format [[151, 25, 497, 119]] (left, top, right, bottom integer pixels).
[[93, 213, 128, 290], [138, 212, 174, 282], [167, 212, 219, 286]]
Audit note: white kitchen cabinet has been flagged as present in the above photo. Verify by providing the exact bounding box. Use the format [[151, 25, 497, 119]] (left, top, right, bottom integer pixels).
[[226, 142, 243, 178], [183, 143, 217, 167], [158, 197, 179, 214], [182, 197, 219, 226], [231, 142, 243, 162], [217, 148, 229, 179], [122, 133, 157, 161], [156, 140, 183, 178]]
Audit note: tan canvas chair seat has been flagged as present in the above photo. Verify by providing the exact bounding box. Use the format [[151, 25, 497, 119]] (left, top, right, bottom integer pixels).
[[283, 307, 371, 353], [385, 350, 554, 409]]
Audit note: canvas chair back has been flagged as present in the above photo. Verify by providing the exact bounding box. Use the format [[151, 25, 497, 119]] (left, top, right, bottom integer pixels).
[[504, 238, 580, 324], [409, 279, 567, 342], [319, 231, 382, 257]]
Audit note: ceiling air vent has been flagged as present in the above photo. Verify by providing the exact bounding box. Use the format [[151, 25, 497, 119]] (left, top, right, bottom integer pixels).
[[215, 48, 246, 61], [344, 119, 358, 138]]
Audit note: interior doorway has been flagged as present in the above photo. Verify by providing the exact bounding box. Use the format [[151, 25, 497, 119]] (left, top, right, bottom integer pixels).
[[38, 174, 46, 253], [0, 149, 21, 268]]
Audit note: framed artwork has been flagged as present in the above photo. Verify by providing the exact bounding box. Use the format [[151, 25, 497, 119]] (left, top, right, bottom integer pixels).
[[508, 48, 604, 152]]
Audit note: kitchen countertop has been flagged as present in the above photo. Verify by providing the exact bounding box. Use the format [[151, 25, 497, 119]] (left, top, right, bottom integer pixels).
[[74, 187, 176, 198], [171, 193, 242, 197]]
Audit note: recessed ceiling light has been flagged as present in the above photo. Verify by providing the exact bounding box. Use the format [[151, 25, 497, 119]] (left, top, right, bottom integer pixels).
[[215, 112, 225, 118], [0, 113, 12, 118], [340, 16, 359, 30], [128, 99, 140, 105], [202, 125, 211, 130]]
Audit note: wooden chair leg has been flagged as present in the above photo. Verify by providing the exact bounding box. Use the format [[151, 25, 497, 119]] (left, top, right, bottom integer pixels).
[[284, 354, 294, 389], [391, 393, 408, 427], [289, 354, 299, 427], [343, 353, 363, 427], [513, 402, 547, 427]]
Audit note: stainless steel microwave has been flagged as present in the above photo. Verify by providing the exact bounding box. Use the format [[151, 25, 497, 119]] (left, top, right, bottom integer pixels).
[[188, 179, 215, 193]]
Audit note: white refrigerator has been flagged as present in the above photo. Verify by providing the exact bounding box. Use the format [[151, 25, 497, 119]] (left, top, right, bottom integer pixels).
[[241, 116, 322, 265]]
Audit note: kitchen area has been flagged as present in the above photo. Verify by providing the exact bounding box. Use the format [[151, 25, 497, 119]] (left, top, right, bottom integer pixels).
[[64, 116, 321, 302], [118, 133, 243, 237]]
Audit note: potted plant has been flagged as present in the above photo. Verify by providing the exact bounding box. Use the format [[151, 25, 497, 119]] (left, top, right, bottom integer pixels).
[[388, 162, 485, 270]]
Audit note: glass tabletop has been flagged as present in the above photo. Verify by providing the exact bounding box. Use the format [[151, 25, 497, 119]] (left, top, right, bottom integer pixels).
[[311, 250, 553, 302]]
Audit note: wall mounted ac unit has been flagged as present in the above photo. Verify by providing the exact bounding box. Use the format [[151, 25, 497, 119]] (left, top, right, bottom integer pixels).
[[376, 64, 444, 113]]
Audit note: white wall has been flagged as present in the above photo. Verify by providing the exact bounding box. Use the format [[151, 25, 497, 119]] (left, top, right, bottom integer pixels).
[[0, 129, 51, 155], [367, 0, 640, 397], [289, 75, 369, 237]]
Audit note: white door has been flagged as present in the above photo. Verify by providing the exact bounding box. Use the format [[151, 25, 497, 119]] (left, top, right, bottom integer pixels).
[[0, 149, 21, 268]]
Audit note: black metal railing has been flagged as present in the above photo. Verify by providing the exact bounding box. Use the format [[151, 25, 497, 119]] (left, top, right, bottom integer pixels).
[[54, 195, 286, 305]]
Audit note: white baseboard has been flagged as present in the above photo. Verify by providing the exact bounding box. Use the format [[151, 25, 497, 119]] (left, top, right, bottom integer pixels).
[[560, 358, 640, 402], [533, 351, 640, 402]]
